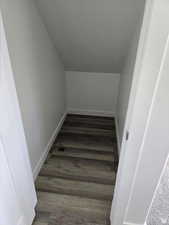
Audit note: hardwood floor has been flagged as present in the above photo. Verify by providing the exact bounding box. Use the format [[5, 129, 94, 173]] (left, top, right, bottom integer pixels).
[[33, 114, 118, 225]]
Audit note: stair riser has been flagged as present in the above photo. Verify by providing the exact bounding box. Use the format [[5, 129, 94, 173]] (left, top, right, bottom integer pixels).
[[60, 127, 116, 137], [52, 148, 115, 162], [37, 192, 111, 220], [36, 176, 114, 201], [55, 143, 115, 153], [39, 172, 115, 185], [36, 188, 113, 201]]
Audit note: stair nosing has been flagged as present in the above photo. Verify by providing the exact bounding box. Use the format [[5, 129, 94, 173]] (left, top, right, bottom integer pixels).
[[60, 130, 115, 138], [41, 155, 116, 185], [37, 174, 115, 184], [54, 143, 114, 153], [52, 152, 115, 163], [61, 125, 116, 132], [37, 190, 112, 206], [39, 173, 115, 185], [36, 191, 112, 219], [36, 187, 113, 201], [50, 154, 116, 164]]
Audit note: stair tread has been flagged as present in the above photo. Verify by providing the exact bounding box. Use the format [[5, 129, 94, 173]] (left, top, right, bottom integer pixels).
[[55, 133, 115, 152], [66, 114, 115, 124], [37, 191, 111, 219], [33, 208, 109, 225], [36, 176, 114, 200], [64, 120, 115, 131], [40, 155, 116, 184], [52, 147, 115, 162], [60, 125, 116, 137]]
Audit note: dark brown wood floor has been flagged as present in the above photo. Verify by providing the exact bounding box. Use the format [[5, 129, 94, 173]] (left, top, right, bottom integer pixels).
[[33, 114, 118, 225]]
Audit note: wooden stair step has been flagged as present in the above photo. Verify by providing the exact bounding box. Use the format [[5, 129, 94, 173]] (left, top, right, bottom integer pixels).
[[49, 208, 109, 225], [33, 210, 110, 225], [55, 133, 115, 153], [60, 125, 116, 137], [36, 176, 114, 201], [52, 147, 115, 162], [66, 114, 115, 125], [64, 120, 115, 131], [36, 191, 111, 220], [33, 209, 109, 225], [33, 208, 110, 225], [40, 155, 116, 185]]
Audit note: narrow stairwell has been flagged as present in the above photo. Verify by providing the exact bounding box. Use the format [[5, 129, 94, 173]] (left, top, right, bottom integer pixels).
[[33, 114, 118, 225]]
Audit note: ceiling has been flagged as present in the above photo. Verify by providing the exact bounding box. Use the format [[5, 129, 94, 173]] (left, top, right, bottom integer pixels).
[[36, 0, 145, 73]]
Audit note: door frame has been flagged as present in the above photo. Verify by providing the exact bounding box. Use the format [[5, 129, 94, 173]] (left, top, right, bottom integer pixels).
[[0, 11, 37, 225], [111, 0, 169, 224]]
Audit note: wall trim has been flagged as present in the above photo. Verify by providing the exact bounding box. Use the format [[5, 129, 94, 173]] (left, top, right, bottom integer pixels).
[[68, 108, 115, 118], [33, 112, 67, 180], [17, 217, 24, 225], [110, 213, 146, 225], [110, 218, 145, 225], [123, 222, 145, 225], [115, 116, 121, 155]]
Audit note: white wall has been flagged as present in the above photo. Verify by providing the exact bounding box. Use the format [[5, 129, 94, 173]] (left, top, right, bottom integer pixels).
[[116, 17, 143, 145], [36, 0, 145, 73], [66, 71, 120, 117], [1, 0, 66, 174]]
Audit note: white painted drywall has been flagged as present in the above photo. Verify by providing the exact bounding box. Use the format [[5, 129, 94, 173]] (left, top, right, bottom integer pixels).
[[1, 0, 66, 173], [35, 0, 145, 73], [66, 71, 120, 116], [116, 16, 143, 146]]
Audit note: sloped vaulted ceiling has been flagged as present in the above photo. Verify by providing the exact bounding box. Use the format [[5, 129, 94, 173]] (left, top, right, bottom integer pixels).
[[35, 0, 145, 73]]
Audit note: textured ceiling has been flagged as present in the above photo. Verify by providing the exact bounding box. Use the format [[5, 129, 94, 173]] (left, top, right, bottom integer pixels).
[[36, 0, 145, 73]]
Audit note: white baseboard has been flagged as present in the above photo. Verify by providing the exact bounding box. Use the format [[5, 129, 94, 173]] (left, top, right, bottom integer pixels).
[[17, 208, 35, 225], [115, 116, 121, 156], [123, 222, 145, 225], [17, 216, 24, 225], [110, 220, 145, 225], [33, 112, 67, 180], [68, 108, 115, 117]]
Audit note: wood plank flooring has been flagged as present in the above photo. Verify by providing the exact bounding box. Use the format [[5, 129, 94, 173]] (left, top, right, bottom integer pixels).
[[33, 114, 118, 225], [55, 133, 116, 152], [52, 148, 115, 162]]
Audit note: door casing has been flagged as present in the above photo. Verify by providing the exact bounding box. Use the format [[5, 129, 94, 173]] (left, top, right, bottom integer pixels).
[[0, 12, 37, 225], [111, 0, 169, 224]]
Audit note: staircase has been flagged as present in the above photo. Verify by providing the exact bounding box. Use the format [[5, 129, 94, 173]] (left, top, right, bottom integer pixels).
[[33, 114, 118, 225]]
